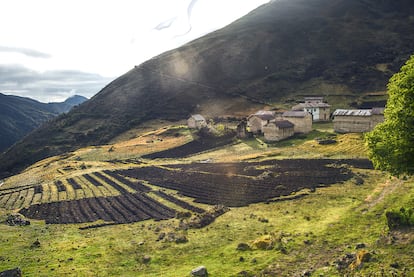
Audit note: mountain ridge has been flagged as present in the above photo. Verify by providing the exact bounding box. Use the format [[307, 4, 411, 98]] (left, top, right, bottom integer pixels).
[[0, 93, 87, 154], [1, 0, 414, 177]]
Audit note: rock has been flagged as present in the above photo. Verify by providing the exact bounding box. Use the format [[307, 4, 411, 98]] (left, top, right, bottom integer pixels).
[[355, 243, 366, 249], [236, 243, 251, 251], [350, 250, 372, 270], [335, 253, 355, 271], [258, 217, 269, 223], [175, 235, 188, 244], [191, 265, 208, 277], [0, 267, 22, 277], [390, 262, 399, 269], [30, 239, 41, 248], [188, 205, 229, 229], [354, 176, 364, 185], [301, 269, 313, 276], [5, 214, 30, 226], [142, 255, 151, 264], [156, 232, 166, 241], [252, 235, 275, 250]]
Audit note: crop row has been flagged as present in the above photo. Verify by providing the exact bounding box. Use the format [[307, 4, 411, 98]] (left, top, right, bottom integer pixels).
[[103, 170, 151, 192], [118, 159, 356, 206], [19, 192, 177, 224], [154, 190, 205, 213]]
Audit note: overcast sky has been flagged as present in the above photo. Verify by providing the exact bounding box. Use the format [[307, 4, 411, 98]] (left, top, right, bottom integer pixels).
[[0, 0, 269, 103]]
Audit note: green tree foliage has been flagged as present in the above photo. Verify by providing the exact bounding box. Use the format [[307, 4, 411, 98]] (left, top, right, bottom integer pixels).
[[365, 55, 414, 176]]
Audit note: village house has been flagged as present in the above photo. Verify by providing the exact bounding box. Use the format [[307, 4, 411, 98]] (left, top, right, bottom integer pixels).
[[332, 108, 385, 133], [262, 120, 295, 142], [282, 110, 312, 134], [247, 110, 276, 134], [292, 97, 330, 121], [187, 114, 207, 129]]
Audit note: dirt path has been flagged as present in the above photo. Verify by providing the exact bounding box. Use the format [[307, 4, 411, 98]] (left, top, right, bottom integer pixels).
[[362, 177, 402, 211]]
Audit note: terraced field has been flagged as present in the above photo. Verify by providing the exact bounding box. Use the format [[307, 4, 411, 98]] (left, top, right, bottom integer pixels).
[[0, 159, 371, 225]]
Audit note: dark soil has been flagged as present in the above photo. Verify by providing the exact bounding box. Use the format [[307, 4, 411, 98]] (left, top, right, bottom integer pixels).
[[142, 134, 235, 159], [7, 159, 372, 225], [118, 159, 371, 207]]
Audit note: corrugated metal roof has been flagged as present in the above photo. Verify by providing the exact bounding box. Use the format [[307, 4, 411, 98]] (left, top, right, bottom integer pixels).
[[332, 109, 372, 116], [371, 107, 385, 115]]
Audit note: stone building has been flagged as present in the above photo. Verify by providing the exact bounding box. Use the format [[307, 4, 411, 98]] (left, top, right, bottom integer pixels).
[[262, 120, 294, 141], [282, 110, 312, 134], [332, 108, 385, 133], [247, 110, 276, 134], [292, 97, 330, 121], [187, 114, 207, 129]]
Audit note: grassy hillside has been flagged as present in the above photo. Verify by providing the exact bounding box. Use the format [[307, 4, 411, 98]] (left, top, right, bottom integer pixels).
[[2, 0, 414, 177], [0, 123, 413, 276]]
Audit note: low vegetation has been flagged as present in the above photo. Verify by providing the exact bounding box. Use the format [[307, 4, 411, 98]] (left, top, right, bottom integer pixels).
[[0, 123, 413, 276]]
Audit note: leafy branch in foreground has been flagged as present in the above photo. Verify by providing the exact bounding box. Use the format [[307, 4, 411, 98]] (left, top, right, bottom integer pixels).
[[365, 55, 414, 176]]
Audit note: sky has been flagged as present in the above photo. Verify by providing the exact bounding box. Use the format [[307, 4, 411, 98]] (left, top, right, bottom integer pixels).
[[0, 0, 269, 103]]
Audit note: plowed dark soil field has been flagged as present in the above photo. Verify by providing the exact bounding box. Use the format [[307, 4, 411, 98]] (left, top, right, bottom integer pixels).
[[2, 159, 372, 225], [118, 159, 371, 206]]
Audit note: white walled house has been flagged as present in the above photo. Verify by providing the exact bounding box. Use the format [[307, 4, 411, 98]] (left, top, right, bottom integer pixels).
[[292, 97, 330, 121]]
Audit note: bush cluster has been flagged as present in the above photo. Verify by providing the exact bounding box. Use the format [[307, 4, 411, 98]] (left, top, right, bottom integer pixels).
[[385, 207, 414, 229]]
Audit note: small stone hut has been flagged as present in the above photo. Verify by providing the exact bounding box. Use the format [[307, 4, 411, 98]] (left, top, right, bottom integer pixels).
[[187, 114, 207, 129], [262, 120, 294, 142], [292, 97, 330, 121], [282, 110, 312, 134], [236, 120, 249, 138], [247, 110, 276, 134], [332, 108, 385, 133]]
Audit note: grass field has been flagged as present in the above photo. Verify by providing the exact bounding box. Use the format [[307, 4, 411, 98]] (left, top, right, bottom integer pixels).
[[0, 123, 413, 276]]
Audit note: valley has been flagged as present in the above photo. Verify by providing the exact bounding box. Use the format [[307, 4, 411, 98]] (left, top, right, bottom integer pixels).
[[0, 122, 413, 276]]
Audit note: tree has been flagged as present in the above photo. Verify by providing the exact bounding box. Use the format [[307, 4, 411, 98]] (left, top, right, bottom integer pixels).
[[365, 55, 414, 176]]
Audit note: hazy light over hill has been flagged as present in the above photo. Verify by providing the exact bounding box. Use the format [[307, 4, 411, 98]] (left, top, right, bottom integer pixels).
[[0, 0, 269, 102]]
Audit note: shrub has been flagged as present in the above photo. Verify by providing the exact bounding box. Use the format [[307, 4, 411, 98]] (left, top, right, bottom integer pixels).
[[385, 207, 414, 229]]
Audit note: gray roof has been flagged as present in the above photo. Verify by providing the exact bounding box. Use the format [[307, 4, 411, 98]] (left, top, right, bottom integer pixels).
[[190, 114, 206, 121], [332, 109, 372, 116], [267, 120, 294, 129], [282, 110, 310, 118], [249, 110, 276, 121]]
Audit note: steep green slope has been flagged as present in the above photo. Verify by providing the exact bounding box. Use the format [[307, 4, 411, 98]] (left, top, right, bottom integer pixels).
[[1, 0, 414, 177]]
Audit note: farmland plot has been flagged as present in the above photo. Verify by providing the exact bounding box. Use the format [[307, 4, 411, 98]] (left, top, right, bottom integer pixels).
[[1, 159, 371, 225]]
